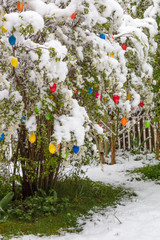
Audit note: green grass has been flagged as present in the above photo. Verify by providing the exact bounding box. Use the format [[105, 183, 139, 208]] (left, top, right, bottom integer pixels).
[[0, 177, 134, 239], [132, 163, 160, 181]]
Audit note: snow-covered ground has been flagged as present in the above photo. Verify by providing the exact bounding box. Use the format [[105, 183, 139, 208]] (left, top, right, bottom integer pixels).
[[9, 152, 160, 240]]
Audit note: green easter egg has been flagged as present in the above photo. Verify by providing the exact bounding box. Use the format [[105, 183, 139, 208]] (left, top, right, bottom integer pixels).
[[145, 121, 150, 128], [46, 113, 51, 120], [35, 107, 39, 114]]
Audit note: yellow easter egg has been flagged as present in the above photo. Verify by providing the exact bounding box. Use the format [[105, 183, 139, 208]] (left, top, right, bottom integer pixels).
[[127, 93, 131, 100], [2, 25, 7, 33], [29, 133, 36, 143], [11, 58, 18, 68], [49, 143, 56, 154], [110, 52, 114, 58], [50, 95, 54, 100]]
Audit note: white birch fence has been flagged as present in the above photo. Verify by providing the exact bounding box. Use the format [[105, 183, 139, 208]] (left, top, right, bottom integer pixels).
[[117, 117, 157, 152]]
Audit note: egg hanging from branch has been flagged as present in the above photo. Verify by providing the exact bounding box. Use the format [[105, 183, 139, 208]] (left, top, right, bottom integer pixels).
[[121, 117, 127, 126], [29, 133, 36, 143], [127, 93, 131, 100], [49, 143, 56, 154], [11, 58, 18, 68], [88, 88, 93, 94], [9, 35, 16, 46], [110, 52, 114, 58], [99, 34, 106, 40], [122, 44, 127, 50], [17, 2, 23, 11], [0, 133, 5, 141], [139, 101, 144, 108], [2, 25, 7, 33], [145, 121, 150, 128], [73, 145, 79, 154], [46, 113, 51, 120], [57, 144, 61, 151], [70, 12, 76, 19], [35, 107, 39, 114], [20, 115, 25, 122], [95, 92, 102, 100], [50, 83, 56, 93], [113, 95, 119, 103]]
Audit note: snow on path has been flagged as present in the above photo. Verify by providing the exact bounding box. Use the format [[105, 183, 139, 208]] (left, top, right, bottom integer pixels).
[[10, 153, 160, 240]]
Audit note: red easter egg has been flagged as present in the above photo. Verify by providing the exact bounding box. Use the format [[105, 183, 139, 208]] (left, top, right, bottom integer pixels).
[[139, 101, 144, 108], [50, 83, 57, 93], [97, 122, 102, 127], [95, 92, 102, 100], [122, 44, 127, 50], [70, 12, 76, 19], [113, 95, 119, 103]]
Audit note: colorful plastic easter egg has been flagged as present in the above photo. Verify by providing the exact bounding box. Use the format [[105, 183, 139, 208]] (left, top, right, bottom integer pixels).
[[121, 117, 127, 126], [95, 92, 102, 100], [122, 44, 127, 50], [145, 121, 150, 128], [57, 144, 61, 151], [139, 101, 144, 108], [111, 36, 114, 40], [20, 115, 25, 122], [88, 88, 93, 94], [46, 113, 51, 120], [17, 2, 23, 11], [50, 83, 56, 93], [97, 122, 101, 127], [127, 93, 131, 100], [11, 58, 18, 68], [2, 25, 7, 33], [73, 145, 79, 154], [29, 133, 36, 143], [99, 34, 106, 40], [65, 151, 68, 159], [110, 52, 114, 58], [70, 12, 76, 19], [50, 95, 54, 100], [35, 107, 39, 114], [9, 35, 16, 46], [74, 89, 78, 94], [113, 95, 119, 103], [49, 143, 56, 154], [0, 133, 5, 141]]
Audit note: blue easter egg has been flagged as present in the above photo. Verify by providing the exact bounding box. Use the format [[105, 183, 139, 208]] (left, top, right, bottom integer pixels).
[[9, 35, 16, 46], [0, 133, 5, 141], [88, 88, 93, 94], [21, 115, 25, 122], [73, 145, 79, 154], [99, 34, 106, 40]]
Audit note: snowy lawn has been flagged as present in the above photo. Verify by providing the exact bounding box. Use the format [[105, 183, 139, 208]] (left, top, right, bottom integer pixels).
[[9, 152, 160, 240]]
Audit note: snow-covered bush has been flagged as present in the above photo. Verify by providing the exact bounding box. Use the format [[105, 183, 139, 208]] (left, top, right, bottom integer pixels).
[[0, 0, 158, 196]]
